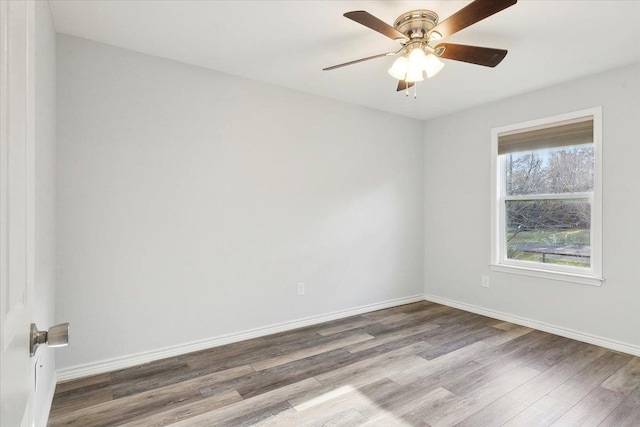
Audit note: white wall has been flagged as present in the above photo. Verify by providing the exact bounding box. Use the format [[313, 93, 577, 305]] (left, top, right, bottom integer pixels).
[[424, 63, 640, 350], [56, 35, 425, 370], [34, 1, 57, 425]]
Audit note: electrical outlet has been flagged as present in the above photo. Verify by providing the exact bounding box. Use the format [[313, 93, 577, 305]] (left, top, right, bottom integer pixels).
[[297, 282, 305, 296], [481, 275, 490, 288]]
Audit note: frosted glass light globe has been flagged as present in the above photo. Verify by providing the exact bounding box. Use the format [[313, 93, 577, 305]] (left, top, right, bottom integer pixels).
[[423, 54, 445, 78], [388, 56, 409, 80]]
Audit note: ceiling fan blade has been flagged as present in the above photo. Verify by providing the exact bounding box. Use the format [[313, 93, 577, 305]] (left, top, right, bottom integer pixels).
[[344, 11, 408, 42], [323, 50, 400, 71], [436, 43, 507, 67], [428, 0, 517, 40], [396, 81, 415, 91]]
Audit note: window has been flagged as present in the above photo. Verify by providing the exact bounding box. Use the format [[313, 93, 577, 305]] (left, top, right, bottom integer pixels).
[[490, 107, 602, 285]]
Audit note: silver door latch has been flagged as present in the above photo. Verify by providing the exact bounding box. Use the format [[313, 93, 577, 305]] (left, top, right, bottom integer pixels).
[[30, 323, 70, 357]]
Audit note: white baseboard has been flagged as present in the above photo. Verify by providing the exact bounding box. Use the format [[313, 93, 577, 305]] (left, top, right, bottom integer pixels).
[[36, 371, 57, 427], [56, 294, 425, 382], [424, 294, 640, 357]]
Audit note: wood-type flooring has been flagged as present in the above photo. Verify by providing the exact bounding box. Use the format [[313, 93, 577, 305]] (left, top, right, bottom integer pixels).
[[48, 301, 640, 426]]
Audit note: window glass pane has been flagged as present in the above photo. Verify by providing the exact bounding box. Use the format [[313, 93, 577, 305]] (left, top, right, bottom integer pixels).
[[506, 200, 591, 268], [505, 144, 594, 195]]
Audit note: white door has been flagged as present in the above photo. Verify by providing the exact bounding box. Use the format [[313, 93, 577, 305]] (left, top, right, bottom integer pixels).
[[0, 1, 36, 426]]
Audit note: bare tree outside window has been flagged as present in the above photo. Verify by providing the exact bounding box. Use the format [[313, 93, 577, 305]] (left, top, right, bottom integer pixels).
[[504, 144, 594, 267]]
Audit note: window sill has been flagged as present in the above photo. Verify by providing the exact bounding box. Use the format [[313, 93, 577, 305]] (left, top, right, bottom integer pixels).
[[489, 264, 604, 286]]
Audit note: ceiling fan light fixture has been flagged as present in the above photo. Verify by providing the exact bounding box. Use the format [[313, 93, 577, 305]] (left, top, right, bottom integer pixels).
[[388, 56, 409, 80], [327, 1, 518, 95], [408, 46, 426, 63], [404, 46, 426, 82], [429, 31, 443, 41], [405, 67, 424, 83], [423, 53, 445, 78]]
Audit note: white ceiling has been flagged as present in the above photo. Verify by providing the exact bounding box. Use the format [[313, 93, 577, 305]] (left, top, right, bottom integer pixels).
[[49, 0, 640, 121]]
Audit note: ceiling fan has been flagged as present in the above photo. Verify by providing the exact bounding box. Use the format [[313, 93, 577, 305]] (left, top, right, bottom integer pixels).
[[323, 0, 517, 95]]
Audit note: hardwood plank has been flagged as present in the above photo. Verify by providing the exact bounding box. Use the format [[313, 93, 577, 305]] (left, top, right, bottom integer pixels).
[[360, 412, 418, 426], [49, 388, 203, 427], [54, 373, 112, 394], [204, 349, 361, 400], [362, 301, 438, 319], [280, 350, 428, 410], [388, 341, 490, 385], [550, 386, 626, 427], [250, 332, 373, 371], [260, 327, 326, 348], [422, 365, 540, 426], [503, 395, 571, 427], [413, 359, 486, 388], [547, 351, 630, 405], [110, 357, 185, 379], [260, 379, 399, 426], [338, 359, 484, 423], [375, 305, 455, 329], [507, 344, 609, 405], [183, 336, 271, 360], [455, 395, 527, 427], [419, 325, 502, 360], [316, 343, 431, 388], [220, 400, 293, 427], [362, 311, 410, 324], [316, 317, 374, 336], [447, 334, 581, 397], [48, 365, 253, 427], [344, 322, 439, 353], [309, 408, 368, 426], [423, 315, 498, 348], [289, 378, 400, 412], [482, 325, 534, 346], [397, 300, 438, 313], [185, 342, 282, 374], [342, 330, 434, 361], [601, 357, 640, 395], [599, 383, 640, 427], [493, 321, 522, 331], [49, 386, 114, 420], [473, 329, 556, 365], [524, 336, 586, 372], [404, 303, 455, 318], [445, 346, 543, 396], [367, 386, 457, 424], [119, 388, 242, 427], [169, 378, 324, 426], [111, 363, 200, 399], [272, 324, 383, 354]]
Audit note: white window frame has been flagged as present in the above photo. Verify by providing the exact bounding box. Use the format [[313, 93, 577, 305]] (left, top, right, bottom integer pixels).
[[490, 107, 603, 286]]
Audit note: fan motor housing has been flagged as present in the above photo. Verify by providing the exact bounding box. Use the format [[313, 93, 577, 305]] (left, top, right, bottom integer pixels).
[[394, 10, 439, 39]]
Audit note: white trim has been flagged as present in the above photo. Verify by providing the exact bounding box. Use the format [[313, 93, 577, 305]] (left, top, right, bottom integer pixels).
[[591, 106, 603, 280], [504, 193, 591, 201], [35, 371, 56, 427], [490, 106, 603, 284], [56, 294, 425, 382], [490, 263, 604, 286], [494, 256, 600, 284], [424, 294, 640, 357]]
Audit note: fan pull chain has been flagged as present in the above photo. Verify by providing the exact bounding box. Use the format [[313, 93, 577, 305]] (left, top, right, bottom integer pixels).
[[405, 84, 409, 97], [414, 83, 417, 99]]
